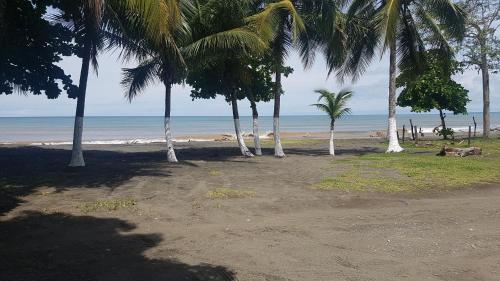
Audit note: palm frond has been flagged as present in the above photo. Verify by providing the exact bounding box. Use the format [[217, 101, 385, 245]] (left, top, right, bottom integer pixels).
[[183, 27, 267, 58], [312, 88, 353, 121], [121, 56, 161, 101]]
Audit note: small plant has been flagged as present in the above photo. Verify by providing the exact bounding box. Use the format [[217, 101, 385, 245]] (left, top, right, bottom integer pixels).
[[438, 128, 454, 139], [311, 89, 353, 156], [207, 187, 256, 199]]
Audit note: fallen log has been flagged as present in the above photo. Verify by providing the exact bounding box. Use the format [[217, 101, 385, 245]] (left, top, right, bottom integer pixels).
[[437, 146, 482, 157]]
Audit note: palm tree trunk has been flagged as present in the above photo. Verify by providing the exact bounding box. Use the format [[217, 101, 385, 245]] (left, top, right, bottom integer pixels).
[[386, 38, 404, 153], [439, 109, 447, 140], [231, 92, 253, 157], [250, 99, 262, 156], [164, 82, 178, 163], [329, 120, 335, 156], [480, 48, 490, 138], [273, 68, 285, 158], [69, 43, 91, 167]]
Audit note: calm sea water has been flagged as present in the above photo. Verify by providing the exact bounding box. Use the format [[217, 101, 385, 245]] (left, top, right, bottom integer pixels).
[[1, 113, 499, 143]]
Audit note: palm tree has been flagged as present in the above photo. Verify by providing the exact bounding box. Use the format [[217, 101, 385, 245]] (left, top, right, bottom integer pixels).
[[249, 0, 305, 158], [311, 89, 352, 156], [248, 0, 346, 157], [337, 0, 465, 153], [123, 0, 267, 161], [56, 0, 171, 167]]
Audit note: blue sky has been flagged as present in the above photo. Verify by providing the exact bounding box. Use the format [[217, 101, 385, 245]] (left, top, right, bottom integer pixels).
[[1, 50, 498, 117]]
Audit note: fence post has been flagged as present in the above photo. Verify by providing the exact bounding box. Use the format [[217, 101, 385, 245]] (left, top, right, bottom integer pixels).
[[402, 125, 405, 143], [473, 116, 477, 137], [468, 126, 472, 147], [409, 119, 415, 140]]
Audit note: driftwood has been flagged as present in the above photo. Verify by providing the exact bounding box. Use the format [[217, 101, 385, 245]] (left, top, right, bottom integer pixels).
[[437, 145, 482, 157]]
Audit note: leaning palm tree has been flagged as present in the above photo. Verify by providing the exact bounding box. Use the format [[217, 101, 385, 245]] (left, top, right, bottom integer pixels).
[[311, 89, 352, 156], [337, 0, 465, 153], [56, 0, 172, 167]]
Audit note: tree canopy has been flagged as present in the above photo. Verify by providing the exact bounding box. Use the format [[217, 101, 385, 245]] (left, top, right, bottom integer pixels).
[[458, 0, 500, 73], [0, 0, 78, 98], [397, 50, 470, 115]]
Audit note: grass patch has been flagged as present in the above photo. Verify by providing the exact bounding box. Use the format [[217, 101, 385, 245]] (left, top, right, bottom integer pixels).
[[206, 187, 256, 199], [314, 139, 500, 193], [78, 198, 137, 213]]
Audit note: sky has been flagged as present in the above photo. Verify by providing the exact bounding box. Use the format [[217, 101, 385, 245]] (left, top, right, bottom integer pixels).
[[1, 50, 498, 117]]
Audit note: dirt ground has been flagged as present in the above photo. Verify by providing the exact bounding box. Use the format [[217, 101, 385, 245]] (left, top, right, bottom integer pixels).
[[1, 139, 499, 281]]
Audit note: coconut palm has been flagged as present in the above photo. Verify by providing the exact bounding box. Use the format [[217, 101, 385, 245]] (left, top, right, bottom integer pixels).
[[55, 0, 173, 167], [248, 0, 346, 157], [311, 89, 352, 156], [336, 0, 465, 153], [248, 0, 305, 157], [123, 0, 267, 161]]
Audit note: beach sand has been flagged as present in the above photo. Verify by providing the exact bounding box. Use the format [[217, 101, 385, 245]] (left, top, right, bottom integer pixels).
[[1, 138, 499, 281]]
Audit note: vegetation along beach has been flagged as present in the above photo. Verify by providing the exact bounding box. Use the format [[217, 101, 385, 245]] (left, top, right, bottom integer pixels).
[[1, 0, 500, 280]]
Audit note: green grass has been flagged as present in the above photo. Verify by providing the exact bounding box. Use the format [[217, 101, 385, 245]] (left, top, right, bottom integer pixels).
[[206, 187, 256, 199], [314, 139, 500, 193], [78, 198, 137, 213]]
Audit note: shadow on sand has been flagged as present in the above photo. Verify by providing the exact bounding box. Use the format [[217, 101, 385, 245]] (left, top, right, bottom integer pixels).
[[0, 211, 236, 281], [0, 143, 381, 215], [0, 146, 178, 215]]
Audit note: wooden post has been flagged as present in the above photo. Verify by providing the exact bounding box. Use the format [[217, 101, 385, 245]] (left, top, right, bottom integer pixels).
[[402, 125, 405, 143], [468, 126, 472, 147], [409, 119, 415, 140], [414, 125, 418, 144], [473, 116, 477, 137]]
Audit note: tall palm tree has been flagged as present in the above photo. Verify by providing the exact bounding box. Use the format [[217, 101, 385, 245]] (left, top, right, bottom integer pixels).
[[249, 0, 305, 158], [56, 0, 172, 167], [123, 0, 267, 161], [248, 0, 345, 157], [311, 89, 352, 156], [337, 0, 465, 153]]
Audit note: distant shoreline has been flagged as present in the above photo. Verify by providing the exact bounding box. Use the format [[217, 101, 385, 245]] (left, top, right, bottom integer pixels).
[[2, 129, 497, 146], [0, 112, 498, 118], [1, 114, 499, 143]]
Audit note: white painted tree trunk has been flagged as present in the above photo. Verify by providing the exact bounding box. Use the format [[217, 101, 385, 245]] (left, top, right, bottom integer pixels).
[[273, 117, 285, 157], [386, 37, 404, 153], [231, 93, 253, 157], [164, 117, 178, 163], [329, 129, 335, 156], [234, 118, 254, 157], [387, 117, 403, 152], [164, 82, 178, 163], [69, 116, 85, 167], [273, 67, 285, 158], [253, 117, 262, 156]]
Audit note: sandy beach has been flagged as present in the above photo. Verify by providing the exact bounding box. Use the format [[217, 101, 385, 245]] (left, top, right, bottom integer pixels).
[[1, 137, 500, 281]]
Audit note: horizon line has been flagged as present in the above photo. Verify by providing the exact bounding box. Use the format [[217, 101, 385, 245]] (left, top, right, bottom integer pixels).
[[0, 112, 495, 118]]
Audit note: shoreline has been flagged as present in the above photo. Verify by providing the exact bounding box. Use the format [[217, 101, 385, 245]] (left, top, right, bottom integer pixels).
[[0, 131, 383, 146], [1, 128, 497, 146]]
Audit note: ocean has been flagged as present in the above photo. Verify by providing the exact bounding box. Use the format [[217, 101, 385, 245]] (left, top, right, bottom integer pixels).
[[1, 113, 499, 143]]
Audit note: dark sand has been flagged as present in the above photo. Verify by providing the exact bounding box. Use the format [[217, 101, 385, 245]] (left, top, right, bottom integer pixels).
[[1, 139, 499, 281]]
